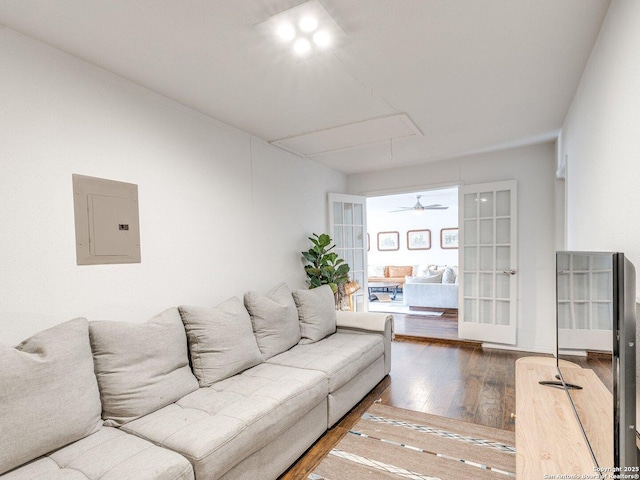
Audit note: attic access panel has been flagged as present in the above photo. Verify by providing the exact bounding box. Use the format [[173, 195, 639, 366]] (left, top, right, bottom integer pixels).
[[73, 174, 141, 265]]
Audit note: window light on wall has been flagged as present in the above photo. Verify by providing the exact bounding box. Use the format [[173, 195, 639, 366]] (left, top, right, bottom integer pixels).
[[259, 0, 347, 57]]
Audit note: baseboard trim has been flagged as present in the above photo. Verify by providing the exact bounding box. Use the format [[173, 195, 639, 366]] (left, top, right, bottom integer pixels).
[[394, 334, 482, 347]]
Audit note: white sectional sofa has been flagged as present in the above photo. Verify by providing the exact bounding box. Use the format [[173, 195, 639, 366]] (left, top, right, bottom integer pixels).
[[0, 284, 392, 480], [403, 266, 459, 310]]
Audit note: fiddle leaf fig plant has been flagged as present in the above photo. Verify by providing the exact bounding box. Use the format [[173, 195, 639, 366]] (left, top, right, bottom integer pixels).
[[302, 233, 350, 293]]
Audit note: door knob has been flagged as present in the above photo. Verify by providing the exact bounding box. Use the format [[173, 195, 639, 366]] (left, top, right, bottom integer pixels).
[[502, 269, 517, 275]]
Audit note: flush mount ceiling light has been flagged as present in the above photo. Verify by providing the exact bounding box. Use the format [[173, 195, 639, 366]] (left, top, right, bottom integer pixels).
[[258, 0, 347, 58]]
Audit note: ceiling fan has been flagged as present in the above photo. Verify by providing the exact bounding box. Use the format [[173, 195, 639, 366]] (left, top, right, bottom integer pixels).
[[389, 195, 449, 213]]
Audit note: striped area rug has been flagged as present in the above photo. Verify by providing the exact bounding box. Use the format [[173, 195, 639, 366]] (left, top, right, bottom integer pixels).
[[309, 403, 515, 480]]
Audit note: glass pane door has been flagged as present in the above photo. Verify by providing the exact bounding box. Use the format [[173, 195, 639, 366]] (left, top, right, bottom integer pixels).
[[329, 193, 367, 312], [459, 180, 517, 344]]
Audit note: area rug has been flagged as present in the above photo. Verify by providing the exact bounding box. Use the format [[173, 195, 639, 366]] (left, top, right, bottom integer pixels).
[[309, 403, 515, 480]]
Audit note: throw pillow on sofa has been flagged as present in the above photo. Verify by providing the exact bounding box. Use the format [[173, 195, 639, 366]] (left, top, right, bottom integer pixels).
[[292, 285, 337, 344], [179, 297, 263, 386], [387, 265, 413, 278], [424, 272, 444, 283], [244, 283, 301, 360], [0, 318, 103, 475], [89, 308, 199, 427], [442, 266, 457, 284]]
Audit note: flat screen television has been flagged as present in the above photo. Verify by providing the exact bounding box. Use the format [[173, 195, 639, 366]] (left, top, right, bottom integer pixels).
[[554, 251, 639, 469]]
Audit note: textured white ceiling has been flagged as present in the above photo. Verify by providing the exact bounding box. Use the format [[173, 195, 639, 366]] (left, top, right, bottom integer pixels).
[[0, 0, 610, 173]]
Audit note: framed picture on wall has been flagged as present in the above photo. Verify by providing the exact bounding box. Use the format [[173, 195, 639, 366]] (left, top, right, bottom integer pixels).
[[377, 231, 399, 251], [407, 229, 431, 250], [440, 228, 459, 249]]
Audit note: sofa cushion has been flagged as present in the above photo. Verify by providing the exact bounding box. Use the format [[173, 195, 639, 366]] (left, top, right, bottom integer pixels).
[[120, 363, 327, 480], [292, 285, 337, 344], [179, 298, 263, 387], [0, 318, 103, 476], [244, 283, 301, 359], [425, 272, 444, 283], [442, 266, 457, 284], [90, 308, 199, 427], [387, 265, 413, 277], [367, 264, 385, 277], [267, 332, 384, 392], [0, 427, 194, 480]]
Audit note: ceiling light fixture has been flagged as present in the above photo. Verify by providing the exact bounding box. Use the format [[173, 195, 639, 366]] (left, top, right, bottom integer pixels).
[[313, 30, 330, 48], [299, 16, 318, 32], [257, 0, 347, 58], [276, 23, 295, 42], [294, 38, 311, 54]]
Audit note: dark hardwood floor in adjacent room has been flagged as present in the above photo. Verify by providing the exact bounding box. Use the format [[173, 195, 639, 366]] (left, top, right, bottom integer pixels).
[[393, 311, 460, 341], [280, 338, 530, 479]]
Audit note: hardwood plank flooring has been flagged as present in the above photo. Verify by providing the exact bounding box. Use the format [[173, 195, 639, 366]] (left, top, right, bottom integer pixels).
[[279, 340, 614, 479], [393, 312, 460, 340], [280, 339, 529, 479]]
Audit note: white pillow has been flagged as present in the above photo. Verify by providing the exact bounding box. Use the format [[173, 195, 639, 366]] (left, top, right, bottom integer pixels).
[[292, 285, 337, 344], [368, 264, 385, 277], [244, 283, 301, 359], [90, 308, 199, 426], [424, 273, 443, 283], [0, 319, 103, 475], [442, 267, 457, 284], [179, 298, 263, 387]]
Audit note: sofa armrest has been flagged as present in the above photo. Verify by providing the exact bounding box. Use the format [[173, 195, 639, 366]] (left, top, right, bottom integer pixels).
[[336, 311, 393, 375], [336, 311, 393, 334]]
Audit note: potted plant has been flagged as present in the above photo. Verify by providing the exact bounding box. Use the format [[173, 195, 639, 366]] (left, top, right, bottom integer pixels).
[[301, 233, 350, 309]]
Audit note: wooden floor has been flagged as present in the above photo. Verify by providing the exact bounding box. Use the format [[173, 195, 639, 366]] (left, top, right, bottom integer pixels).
[[279, 338, 530, 479], [393, 311, 460, 341]]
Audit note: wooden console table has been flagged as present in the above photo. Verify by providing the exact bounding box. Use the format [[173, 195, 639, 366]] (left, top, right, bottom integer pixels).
[[516, 357, 613, 478]]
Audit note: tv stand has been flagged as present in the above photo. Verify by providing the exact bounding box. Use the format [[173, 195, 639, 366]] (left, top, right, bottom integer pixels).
[[516, 357, 613, 477]]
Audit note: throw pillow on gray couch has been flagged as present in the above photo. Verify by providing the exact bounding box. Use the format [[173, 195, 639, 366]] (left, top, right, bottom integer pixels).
[[89, 308, 199, 427], [292, 285, 337, 344], [244, 283, 301, 359], [0, 318, 103, 475], [179, 297, 263, 387]]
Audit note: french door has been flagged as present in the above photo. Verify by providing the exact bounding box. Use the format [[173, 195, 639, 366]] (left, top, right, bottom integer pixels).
[[328, 193, 367, 312], [459, 180, 517, 345]]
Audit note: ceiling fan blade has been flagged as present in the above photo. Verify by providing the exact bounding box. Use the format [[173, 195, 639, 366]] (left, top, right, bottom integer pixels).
[[423, 204, 449, 210], [388, 207, 414, 213]]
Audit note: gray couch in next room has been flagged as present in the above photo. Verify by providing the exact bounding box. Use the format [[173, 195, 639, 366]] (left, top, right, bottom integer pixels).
[[0, 284, 393, 480]]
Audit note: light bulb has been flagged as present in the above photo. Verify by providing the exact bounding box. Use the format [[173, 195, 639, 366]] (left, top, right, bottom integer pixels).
[[276, 23, 295, 41], [313, 30, 330, 48], [293, 38, 311, 54], [299, 16, 318, 32]]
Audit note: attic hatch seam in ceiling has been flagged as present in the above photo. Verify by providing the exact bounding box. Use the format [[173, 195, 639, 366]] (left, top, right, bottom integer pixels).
[[270, 113, 424, 157]]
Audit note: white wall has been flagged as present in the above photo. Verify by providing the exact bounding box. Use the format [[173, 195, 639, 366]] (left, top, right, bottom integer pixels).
[[560, 0, 640, 298], [348, 142, 558, 352], [0, 27, 346, 346], [366, 202, 459, 269]]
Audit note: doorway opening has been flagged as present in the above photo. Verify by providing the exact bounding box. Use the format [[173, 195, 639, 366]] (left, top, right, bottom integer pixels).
[[365, 187, 461, 341]]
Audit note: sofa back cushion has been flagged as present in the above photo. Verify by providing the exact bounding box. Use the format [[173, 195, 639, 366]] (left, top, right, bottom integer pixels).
[[244, 283, 301, 360], [387, 265, 413, 278], [368, 264, 385, 277], [0, 318, 103, 475], [179, 297, 263, 387], [292, 285, 337, 344], [442, 266, 457, 284], [89, 308, 199, 427]]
